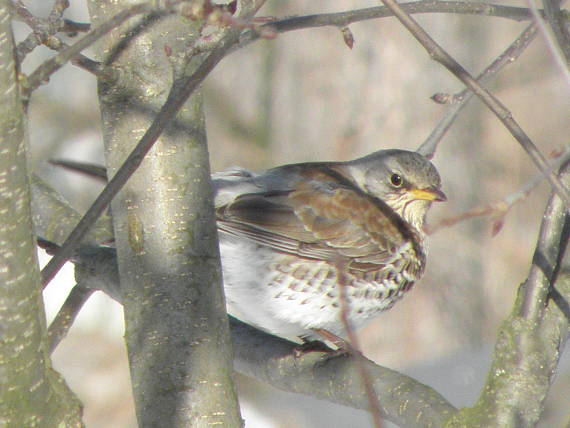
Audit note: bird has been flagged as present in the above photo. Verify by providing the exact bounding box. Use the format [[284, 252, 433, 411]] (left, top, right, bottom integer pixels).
[[50, 149, 446, 344], [213, 149, 446, 344]]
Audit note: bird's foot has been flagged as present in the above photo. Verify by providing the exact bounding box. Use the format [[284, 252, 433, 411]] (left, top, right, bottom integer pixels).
[[293, 329, 363, 359], [293, 339, 335, 358], [310, 328, 362, 359]]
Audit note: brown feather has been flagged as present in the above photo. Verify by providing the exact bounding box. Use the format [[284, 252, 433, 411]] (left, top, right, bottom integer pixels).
[[216, 168, 425, 276]]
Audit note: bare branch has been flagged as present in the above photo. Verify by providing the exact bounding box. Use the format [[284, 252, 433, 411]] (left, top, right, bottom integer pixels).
[[233, 317, 458, 428], [431, 23, 538, 106], [12, 0, 71, 61], [30, 174, 113, 246], [11, 0, 45, 60], [447, 166, 570, 427], [49, 159, 107, 181], [12, 0, 546, 84], [428, 141, 570, 235], [542, 0, 570, 64], [39, 237, 457, 427], [0, 3, 82, 422], [378, 0, 570, 212], [521, 161, 570, 320], [24, 2, 156, 95], [336, 265, 383, 428], [11, 0, 107, 77], [48, 285, 94, 354], [236, 1, 539, 50], [418, 23, 538, 158], [40, 21, 242, 288], [42, 33, 113, 78], [47, 0, 70, 28], [529, 0, 570, 87]]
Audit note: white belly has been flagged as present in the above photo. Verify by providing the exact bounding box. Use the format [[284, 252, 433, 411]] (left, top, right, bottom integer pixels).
[[219, 236, 408, 342]]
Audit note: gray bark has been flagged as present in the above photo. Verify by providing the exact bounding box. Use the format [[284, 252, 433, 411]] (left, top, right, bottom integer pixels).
[[85, 1, 242, 426], [0, 2, 83, 426], [31, 174, 113, 246]]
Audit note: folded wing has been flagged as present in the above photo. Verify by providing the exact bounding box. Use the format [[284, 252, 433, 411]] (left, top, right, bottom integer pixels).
[[216, 176, 424, 274]]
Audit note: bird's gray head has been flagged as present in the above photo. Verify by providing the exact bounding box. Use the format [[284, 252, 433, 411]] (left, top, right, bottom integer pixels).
[[344, 149, 446, 231]]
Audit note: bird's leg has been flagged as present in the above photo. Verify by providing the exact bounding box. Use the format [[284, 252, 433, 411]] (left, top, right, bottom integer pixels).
[[293, 336, 335, 358], [311, 328, 360, 358]]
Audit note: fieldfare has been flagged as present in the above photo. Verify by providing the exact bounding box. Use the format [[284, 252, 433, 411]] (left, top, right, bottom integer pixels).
[[213, 149, 446, 343]]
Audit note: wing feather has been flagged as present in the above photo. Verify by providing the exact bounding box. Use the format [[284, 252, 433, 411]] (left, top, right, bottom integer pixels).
[[216, 178, 423, 273]]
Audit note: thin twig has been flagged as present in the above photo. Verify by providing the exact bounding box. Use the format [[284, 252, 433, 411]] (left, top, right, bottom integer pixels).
[[335, 265, 383, 428], [24, 2, 156, 95], [529, 0, 570, 88], [40, 28, 243, 287], [236, 1, 540, 50], [428, 147, 570, 234], [521, 161, 570, 320], [418, 23, 538, 158], [378, 0, 570, 212], [48, 285, 95, 354], [11, 0, 45, 60], [21, 0, 267, 93], [12, 0, 69, 61], [47, 0, 70, 28], [427, 200, 506, 235], [16, 34, 42, 62], [12, 0, 112, 74], [11, 0, 40, 27], [40, 0, 266, 285], [42, 35, 112, 79], [542, 0, 570, 65], [431, 24, 538, 106], [49, 159, 107, 181]]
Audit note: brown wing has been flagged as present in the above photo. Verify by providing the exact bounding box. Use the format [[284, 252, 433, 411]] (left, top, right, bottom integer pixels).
[[216, 180, 423, 272]]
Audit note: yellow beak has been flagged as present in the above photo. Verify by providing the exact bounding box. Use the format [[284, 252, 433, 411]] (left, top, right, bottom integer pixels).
[[410, 187, 447, 202]]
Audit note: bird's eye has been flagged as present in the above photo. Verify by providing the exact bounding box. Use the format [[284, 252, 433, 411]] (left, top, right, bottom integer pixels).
[[390, 173, 403, 187]]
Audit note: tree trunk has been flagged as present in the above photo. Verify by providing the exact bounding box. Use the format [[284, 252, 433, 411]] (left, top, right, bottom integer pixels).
[[85, 1, 242, 426], [0, 1, 83, 426]]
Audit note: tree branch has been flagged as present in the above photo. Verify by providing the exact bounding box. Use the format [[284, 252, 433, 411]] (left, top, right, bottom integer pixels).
[[11, 0, 106, 76], [39, 15, 239, 288], [0, 2, 82, 424], [77, 1, 271, 425], [15, 0, 550, 92], [24, 1, 156, 95], [232, 319, 457, 428], [30, 174, 113, 246], [378, 0, 570, 211], [48, 285, 94, 354], [236, 1, 540, 50], [418, 23, 538, 158], [37, 238, 458, 428], [447, 164, 570, 426], [530, 0, 570, 87], [427, 145, 570, 234], [521, 162, 570, 320], [541, 0, 570, 70]]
